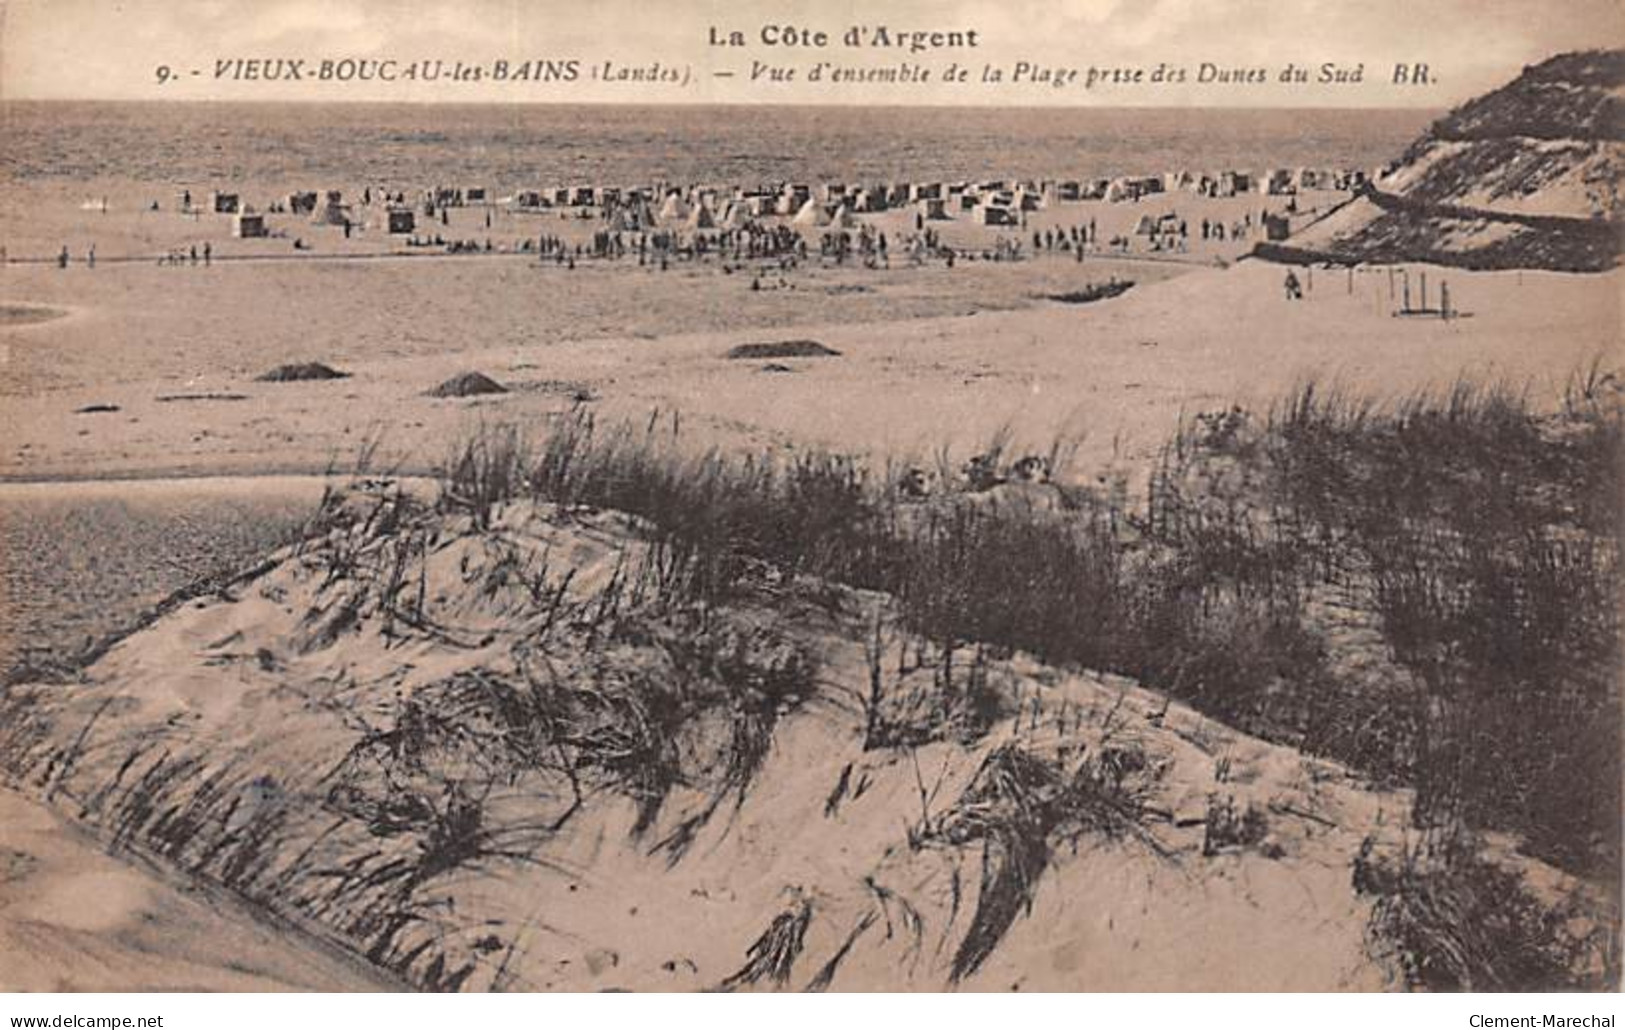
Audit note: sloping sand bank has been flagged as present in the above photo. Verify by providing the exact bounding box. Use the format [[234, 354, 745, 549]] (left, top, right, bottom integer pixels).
[[0, 789, 400, 991], [2, 484, 1420, 991]]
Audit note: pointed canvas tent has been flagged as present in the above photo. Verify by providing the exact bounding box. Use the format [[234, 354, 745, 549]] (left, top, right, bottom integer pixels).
[[658, 192, 690, 222], [791, 198, 829, 226], [1134, 214, 1157, 235], [686, 200, 715, 230], [719, 203, 750, 230], [312, 191, 352, 226], [830, 204, 857, 228]]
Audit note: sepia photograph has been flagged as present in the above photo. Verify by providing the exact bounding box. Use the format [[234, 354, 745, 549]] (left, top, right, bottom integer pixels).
[[0, 0, 1620, 1005]]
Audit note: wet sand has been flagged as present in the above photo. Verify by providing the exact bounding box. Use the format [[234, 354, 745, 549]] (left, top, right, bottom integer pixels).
[[0, 476, 329, 674]]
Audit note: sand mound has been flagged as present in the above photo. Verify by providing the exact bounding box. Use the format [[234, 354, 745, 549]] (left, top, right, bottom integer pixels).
[[0, 304, 68, 328], [0, 485, 1418, 992], [256, 362, 351, 382], [425, 371, 508, 397], [1047, 281, 1135, 304], [725, 340, 841, 360]]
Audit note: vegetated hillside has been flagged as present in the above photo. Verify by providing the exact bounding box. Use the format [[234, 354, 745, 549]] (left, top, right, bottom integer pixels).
[[1265, 50, 1624, 270], [1433, 50, 1625, 144], [3, 379, 1619, 992]]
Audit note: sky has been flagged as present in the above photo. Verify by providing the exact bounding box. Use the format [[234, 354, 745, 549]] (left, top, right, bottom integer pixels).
[[1, 0, 1620, 106]]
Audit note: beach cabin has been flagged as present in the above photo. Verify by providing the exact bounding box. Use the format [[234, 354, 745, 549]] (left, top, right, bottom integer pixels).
[[1054, 181, 1081, 202], [569, 186, 595, 207], [918, 197, 949, 221], [1264, 213, 1292, 241], [384, 207, 416, 234], [1217, 171, 1252, 197], [232, 211, 268, 238], [975, 203, 1016, 227], [211, 191, 241, 214], [287, 191, 318, 215], [1265, 169, 1295, 195]]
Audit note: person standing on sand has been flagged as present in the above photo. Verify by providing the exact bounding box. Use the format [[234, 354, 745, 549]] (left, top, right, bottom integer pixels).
[[1283, 270, 1302, 300], [204, 242, 211, 266], [58, 245, 69, 269], [87, 245, 95, 268]]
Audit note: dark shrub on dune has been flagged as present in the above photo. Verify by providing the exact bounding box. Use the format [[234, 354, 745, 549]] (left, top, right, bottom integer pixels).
[[426, 371, 509, 398], [726, 340, 841, 360], [257, 362, 351, 382]]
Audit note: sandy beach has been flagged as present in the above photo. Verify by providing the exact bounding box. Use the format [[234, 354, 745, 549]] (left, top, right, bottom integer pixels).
[[0, 67, 1619, 994]]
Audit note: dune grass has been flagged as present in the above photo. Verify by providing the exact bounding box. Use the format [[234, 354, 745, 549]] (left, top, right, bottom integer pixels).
[[429, 368, 1618, 988], [1, 364, 1614, 991]]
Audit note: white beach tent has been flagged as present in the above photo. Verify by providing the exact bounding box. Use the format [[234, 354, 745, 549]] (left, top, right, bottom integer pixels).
[[658, 192, 690, 222], [792, 198, 830, 226]]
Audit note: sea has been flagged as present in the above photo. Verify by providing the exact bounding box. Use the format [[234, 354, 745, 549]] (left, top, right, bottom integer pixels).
[[0, 101, 1435, 188]]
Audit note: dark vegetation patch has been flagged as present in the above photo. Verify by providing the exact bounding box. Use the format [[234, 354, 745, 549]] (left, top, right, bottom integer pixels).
[[425, 371, 508, 398], [257, 362, 351, 382], [1045, 280, 1134, 304], [0, 304, 68, 328], [725, 340, 841, 360]]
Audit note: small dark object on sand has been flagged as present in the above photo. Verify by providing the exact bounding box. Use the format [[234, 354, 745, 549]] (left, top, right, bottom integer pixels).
[[156, 393, 250, 403], [726, 340, 841, 360], [760, 363, 797, 374], [257, 362, 351, 382], [1047, 281, 1135, 305], [74, 403, 121, 414], [427, 371, 509, 398]]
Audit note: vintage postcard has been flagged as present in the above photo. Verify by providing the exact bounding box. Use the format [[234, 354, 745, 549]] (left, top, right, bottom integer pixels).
[[0, 0, 1620, 1001]]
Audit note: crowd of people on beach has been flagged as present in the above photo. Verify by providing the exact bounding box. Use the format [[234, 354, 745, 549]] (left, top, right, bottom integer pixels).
[[34, 169, 1309, 283]]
